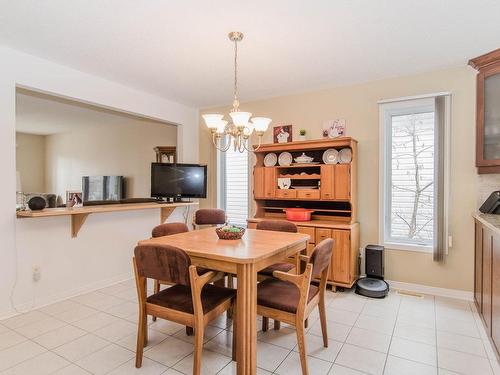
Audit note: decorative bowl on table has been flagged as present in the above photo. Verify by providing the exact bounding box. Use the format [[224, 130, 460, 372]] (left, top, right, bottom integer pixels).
[[216, 225, 246, 240]]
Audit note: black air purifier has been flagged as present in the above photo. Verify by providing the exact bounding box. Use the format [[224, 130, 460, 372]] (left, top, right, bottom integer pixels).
[[355, 245, 389, 298]]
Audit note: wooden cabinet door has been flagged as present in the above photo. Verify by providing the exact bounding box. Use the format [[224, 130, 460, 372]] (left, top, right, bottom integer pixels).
[[254, 167, 265, 199], [483, 228, 493, 334], [475, 221, 483, 312], [334, 164, 351, 200], [492, 232, 500, 352], [264, 167, 276, 199], [320, 165, 334, 200], [330, 229, 351, 284], [316, 228, 332, 244]]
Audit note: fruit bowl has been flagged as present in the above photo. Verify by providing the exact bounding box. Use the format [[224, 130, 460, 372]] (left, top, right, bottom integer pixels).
[[215, 225, 246, 240]]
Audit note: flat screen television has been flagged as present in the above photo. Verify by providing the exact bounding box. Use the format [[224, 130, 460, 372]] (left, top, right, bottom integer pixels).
[[82, 176, 125, 203], [151, 163, 207, 199]]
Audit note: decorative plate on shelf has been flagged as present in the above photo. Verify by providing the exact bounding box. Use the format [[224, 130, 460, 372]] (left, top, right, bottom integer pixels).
[[322, 148, 339, 164], [277, 178, 291, 189], [264, 153, 277, 167], [278, 152, 293, 166], [338, 148, 352, 163]]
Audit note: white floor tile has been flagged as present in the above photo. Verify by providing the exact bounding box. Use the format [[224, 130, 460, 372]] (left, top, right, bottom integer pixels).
[[335, 343, 386, 375], [436, 316, 481, 338], [148, 319, 185, 335], [394, 322, 436, 346], [12, 316, 66, 339], [105, 301, 139, 320], [384, 355, 437, 375], [1, 311, 49, 330], [93, 319, 137, 342], [256, 340, 290, 372], [355, 315, 396, 335], [346, 327, 391, 353], [172, 325, 222, 345], [76, 343, 134, 375], [51, 364, 92, 374], [389, 337, 437, 366], [309, 319, 352, 342], [173, 349, 231, 375], [328, 364, 368, 374], [38, 300, 81, 316], [32, 324, 86, 349], [205, 329, 234, 357], [107, 357, 168, 375], [217, 361, 273, 374], [293, 332, 343, 362], [50, 305, 98, 324], [72, 312, 122, 332], [116, 328, 168, 352], [325, 307, 359, 326], [1, 351, 70, 375], [437, 330, 487, 357], [258, 326, 298, 350], [144, 336, 194, 366], [53, 333, 109, 362], [0, 340, 47, 371], [0, 330, 27, 351], [329, 297, 366, 313], [438, 347, 493, 375], [275, 351, 333, 375]]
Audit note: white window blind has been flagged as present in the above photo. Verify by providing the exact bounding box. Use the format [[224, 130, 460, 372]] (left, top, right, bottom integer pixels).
[[220, 147, 249, 226], [379, 94, 450, 256]]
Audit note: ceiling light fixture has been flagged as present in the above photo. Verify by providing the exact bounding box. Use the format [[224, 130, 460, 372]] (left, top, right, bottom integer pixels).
[[202, 32, 271, 152]]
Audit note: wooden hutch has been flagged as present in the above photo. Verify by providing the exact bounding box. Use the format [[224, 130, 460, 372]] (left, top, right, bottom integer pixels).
[[247, 137, 360, 289]]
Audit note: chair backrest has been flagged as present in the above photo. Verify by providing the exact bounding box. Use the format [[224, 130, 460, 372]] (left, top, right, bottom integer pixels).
[[309, 238, 334, 279], [193, 208, 226, 226], [152, 222, 189, 238], [256, 220, 298, 233], [134, 244, 191, 286]]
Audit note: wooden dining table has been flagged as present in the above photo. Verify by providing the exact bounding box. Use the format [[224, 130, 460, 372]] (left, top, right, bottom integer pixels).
[[138, 226, 309, 375]]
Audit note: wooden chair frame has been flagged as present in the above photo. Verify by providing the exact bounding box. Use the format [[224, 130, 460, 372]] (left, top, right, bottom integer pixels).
[[257, 255, 330, 375], [133, 258, 236, 375]]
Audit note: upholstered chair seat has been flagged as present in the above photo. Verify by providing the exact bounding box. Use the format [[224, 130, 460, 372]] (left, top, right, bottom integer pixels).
[[257, 278, 319, 313], [258, 262, 295, 277]]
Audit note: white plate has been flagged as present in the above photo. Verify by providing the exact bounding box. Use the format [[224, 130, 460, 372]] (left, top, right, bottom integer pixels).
[[338, 148, 352, 163], [322, 148, 339, 164], [278, 152, 293, 166], [264, 153, 277, 167], [277, 178, 291, 189]]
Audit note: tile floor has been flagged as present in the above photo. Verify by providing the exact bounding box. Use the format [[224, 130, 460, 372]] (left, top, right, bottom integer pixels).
[[0, 279, 499, 375]]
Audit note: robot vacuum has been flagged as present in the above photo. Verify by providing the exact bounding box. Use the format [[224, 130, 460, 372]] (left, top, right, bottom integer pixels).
[[355, 245, 389, 298]]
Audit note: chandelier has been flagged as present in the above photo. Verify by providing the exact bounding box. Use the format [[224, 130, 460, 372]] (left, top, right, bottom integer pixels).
[[202, 32, 271, 153]]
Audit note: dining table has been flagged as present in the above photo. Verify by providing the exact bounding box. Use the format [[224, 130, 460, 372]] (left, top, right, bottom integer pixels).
[[138, 226, 309, 375]]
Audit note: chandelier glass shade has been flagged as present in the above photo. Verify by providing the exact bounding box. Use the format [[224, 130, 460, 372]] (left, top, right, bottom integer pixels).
[[202, 32, 271, 152]]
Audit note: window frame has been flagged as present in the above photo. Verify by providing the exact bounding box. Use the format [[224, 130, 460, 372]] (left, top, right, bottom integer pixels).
[[379, 97, 437, 253]]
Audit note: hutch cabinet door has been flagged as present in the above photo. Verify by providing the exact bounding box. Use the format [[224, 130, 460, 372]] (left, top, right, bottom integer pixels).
[[334, 164, 351, 200], [492, 232, 500, 352], [483, 227, 493, 334], [264, 167, 276, 198], [254, 167, 265, 199], [475, 220, 483, 312], [320, 165, 334, 199], [330, 229, 351, 284]]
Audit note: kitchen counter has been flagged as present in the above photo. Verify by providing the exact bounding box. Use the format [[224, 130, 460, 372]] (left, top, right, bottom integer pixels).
[[474, 212, 500, 234]]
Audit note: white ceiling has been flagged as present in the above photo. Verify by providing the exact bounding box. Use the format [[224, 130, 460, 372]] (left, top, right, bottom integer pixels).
[[1, 0, 499, 108], [16, 90, 172, 135]]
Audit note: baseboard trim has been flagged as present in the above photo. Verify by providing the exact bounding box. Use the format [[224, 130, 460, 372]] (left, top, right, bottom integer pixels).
[[386, 280, 473, 301], [0, 272, 133, 320]]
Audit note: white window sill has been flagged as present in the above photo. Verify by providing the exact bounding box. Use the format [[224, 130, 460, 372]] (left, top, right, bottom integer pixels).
[[383, 242, 433, 253]]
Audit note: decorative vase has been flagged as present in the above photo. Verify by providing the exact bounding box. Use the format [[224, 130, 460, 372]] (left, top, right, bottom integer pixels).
[[299, 135, 307, 141], [28, 196, 46, 211]]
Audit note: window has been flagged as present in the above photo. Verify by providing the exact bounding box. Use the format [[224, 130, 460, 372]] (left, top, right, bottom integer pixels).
[[379, 94, 450, 255], [217, 147, 249, 226]]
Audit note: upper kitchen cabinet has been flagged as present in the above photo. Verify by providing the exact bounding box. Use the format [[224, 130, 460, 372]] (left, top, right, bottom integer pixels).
[[469, 49, 500, 174]]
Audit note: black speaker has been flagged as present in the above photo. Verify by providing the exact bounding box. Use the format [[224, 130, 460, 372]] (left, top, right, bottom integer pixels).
[[480, 191, 500, 214], [365, 244, 384, 279]]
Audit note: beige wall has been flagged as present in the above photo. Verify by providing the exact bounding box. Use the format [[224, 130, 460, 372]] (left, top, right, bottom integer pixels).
[[200, 66, 482, 292], [45, 119, 177, 200], [16, 132, 46, 192]]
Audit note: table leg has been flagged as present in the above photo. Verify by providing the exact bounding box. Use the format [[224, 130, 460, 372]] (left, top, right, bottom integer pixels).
[[236, 263, 257, 375]]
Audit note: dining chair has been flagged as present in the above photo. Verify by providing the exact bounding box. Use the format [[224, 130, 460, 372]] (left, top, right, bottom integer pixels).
[[192, 208, 227, 229], [256, 219, 300, 331], [133, 244, 237, 375], [256, 238, 334, 375]]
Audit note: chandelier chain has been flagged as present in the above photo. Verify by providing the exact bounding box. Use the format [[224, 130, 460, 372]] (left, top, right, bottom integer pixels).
[[233, 39, 238, 106]]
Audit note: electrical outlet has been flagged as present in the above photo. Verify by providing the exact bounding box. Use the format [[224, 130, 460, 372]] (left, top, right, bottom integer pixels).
[[32, 266, 41, 282]]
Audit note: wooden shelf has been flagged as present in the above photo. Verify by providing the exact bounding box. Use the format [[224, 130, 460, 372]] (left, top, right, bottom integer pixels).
[[276, 164, 322, 169], [16, 202, 198, 238], [253, 137, 357, 153], [278, 174, 321, 179]]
